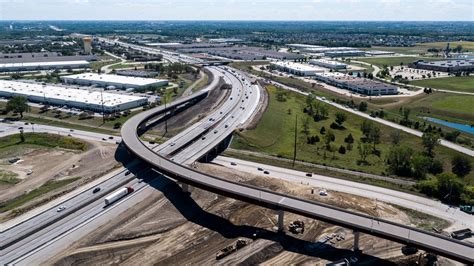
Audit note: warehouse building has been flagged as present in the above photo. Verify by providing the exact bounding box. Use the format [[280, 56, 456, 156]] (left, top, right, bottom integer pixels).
[[270, 61, 325, 76], [365, 50, 396, 56], [61, 73, 168, 89], [324, 50, 366, 58], [309, 59, 347, 69], [0, 60, 90, 72], [409, 59, 474, 73], [314, 73, 398, 96], [0, 80, 147, 113]]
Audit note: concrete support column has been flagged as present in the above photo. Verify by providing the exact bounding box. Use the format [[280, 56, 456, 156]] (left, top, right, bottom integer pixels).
[[277, 210, 284, 232], [181, 182, 189, 193], [353, 230, 360, 251]]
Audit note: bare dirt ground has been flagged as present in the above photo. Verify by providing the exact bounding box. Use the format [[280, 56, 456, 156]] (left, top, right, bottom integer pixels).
[[0, 140, 119, 206], [47, 162, 453, 266]]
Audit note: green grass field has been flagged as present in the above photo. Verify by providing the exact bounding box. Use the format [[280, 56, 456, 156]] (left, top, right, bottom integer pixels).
[[417, 41, 474, 51], [0, 133, 88, 154], [431, 95, 474, 115], [356, 56, 436, 68], [232, 86, 474, 183], [0, 177, 80, 212], [410, 76, 474, 93]]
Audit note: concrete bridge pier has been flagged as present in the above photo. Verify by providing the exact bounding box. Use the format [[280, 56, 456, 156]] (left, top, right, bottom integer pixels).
[[180, 182, 190, 193], [277, 210, 284, 232], [353, 230, 360, 252]]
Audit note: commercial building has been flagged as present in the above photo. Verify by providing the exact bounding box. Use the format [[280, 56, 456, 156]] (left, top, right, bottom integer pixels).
[[324, 50, 366, 58], [61, 73, 168, 89], [314, 72, 398, 96], [270, 61, 325, 76], [287, 44, 325, 50], [0, 60, 90, 72], [0, 80, 147, 113], [409, 59, 474, 73], [309, 59, 347, 70], [365, 50, 396, 56]]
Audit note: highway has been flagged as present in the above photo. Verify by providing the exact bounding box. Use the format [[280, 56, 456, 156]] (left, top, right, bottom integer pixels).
[[2, 39, 472, 264], [213, 156, 474, 230], [0, 61, 256, 264], [119, 82, 474, 264]]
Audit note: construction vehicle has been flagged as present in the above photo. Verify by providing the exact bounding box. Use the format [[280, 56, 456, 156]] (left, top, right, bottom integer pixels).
[[289, 220, 305, 234], [216, 239, 248, 260]]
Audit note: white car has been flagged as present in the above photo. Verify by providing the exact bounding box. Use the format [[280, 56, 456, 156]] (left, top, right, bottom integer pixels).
[[319, 190, 328, 196], [26, 169, 33, 175], [57, 206, 66, 212]]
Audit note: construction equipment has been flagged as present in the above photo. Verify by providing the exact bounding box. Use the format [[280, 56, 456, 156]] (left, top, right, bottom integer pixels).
[[289, 220, 305, 234], [216, 239, 249, 260]]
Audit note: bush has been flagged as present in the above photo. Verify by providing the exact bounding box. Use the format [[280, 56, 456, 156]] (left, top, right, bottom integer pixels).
[[344, 133, 354, 144], [451, 155, 471, 177], [113, 122, 122, 129]]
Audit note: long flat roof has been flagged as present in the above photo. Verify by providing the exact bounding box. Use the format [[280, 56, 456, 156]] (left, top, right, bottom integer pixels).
[[61, 73, 167, 86], [0, 80, 146, 107], [271, 61, 325, 72], [0, 60, 90, 68], [310, 59, 347, 66]]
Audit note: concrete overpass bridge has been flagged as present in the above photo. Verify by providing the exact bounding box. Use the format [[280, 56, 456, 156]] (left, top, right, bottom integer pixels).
[[121, 68, 474, 264]]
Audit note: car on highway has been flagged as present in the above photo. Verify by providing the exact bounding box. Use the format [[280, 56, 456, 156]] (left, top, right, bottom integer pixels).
[[108, 136, 114, 139], [306, 173, 312, 177], [24, 122, 29, 125], [214, 130, 218, 134], [170, 142, 176, 146], [67, 134, 72, 137], [138, 179, 144, 183], [230, 162, 237, 166], [93, 187, 101, 193], [18, 127, 23, 130], [225, 125, 228, 128], [149, 141, 155, 144], [257, 167, 264, 171], [70, 129, 74, 132], [263, 170, 270, 174], [102, 137, 106, 141], [201, 136, 206, 140], [125, 170, 131, 176], [56, 206, 66, 212]]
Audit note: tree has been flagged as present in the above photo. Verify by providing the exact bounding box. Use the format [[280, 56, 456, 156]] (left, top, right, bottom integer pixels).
[[367, 125, 381, 151], [335, 112, 347, 128], [6, 96, 29, 119], [344, 133, 354, 144], [412, 154, 432, 179], [360, 120, 372, 138], [301, 116, 310, 135], [357, 141, 371, 163], [437, 173, 464, 204], [451, 155, 471, 177], [113, 122, 122, 129], [320, 126, 326, 135], [338, 145, 346, 154], [358, 101, 368, 112], [323, 130, 335, 150], [422, 132, 439, 157], [390, 130, 403, 145], [386, 146, 414, 176]]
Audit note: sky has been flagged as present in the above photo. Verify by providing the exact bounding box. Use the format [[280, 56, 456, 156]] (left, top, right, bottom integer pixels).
[[0, 0, 473, 21]]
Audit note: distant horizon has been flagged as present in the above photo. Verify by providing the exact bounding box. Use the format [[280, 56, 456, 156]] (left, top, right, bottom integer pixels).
[[1, 0, 472, 21]]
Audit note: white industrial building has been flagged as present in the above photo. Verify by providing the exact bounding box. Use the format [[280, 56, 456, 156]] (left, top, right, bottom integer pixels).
[[309, 59, 347, 69], [61, 73, 168, 89], [313, 73, 398, 96], [0, 80, 147, 113], [324, 50, 366, 58], [0, 60, 90, 72], [365, 50, 396, 56], [270, 61, 325, 76]]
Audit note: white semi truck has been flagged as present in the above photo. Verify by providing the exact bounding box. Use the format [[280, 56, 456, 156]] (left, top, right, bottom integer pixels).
[[104, 187, 134, 206]]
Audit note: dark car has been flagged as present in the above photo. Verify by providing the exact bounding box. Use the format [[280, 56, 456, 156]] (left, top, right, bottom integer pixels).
[[306, 173, 313, 177], [92, 187, 101, 193], [125, 171, 131, 176], [257, 167, 264, 171], [263, 170, 270, 174]]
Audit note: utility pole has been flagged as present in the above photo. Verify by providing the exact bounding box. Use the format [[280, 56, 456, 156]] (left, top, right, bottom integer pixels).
[[292, 114, 298, 167]]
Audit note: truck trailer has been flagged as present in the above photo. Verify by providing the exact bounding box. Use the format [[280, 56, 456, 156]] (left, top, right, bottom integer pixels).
[[104, 187, 134, 206]]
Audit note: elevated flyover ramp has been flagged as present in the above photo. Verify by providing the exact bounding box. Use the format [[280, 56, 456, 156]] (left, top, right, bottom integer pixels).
[[121, 97, 474, 264]]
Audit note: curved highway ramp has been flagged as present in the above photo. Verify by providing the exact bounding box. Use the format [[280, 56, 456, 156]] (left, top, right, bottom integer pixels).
[[121, 92, 474, 265]]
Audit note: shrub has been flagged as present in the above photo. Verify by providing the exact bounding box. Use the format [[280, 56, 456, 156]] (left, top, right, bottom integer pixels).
[[338, 145, 346, 154]]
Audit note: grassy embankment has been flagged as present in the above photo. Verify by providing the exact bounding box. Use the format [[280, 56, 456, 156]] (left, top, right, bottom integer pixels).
[[231, 86, 474, 185]]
